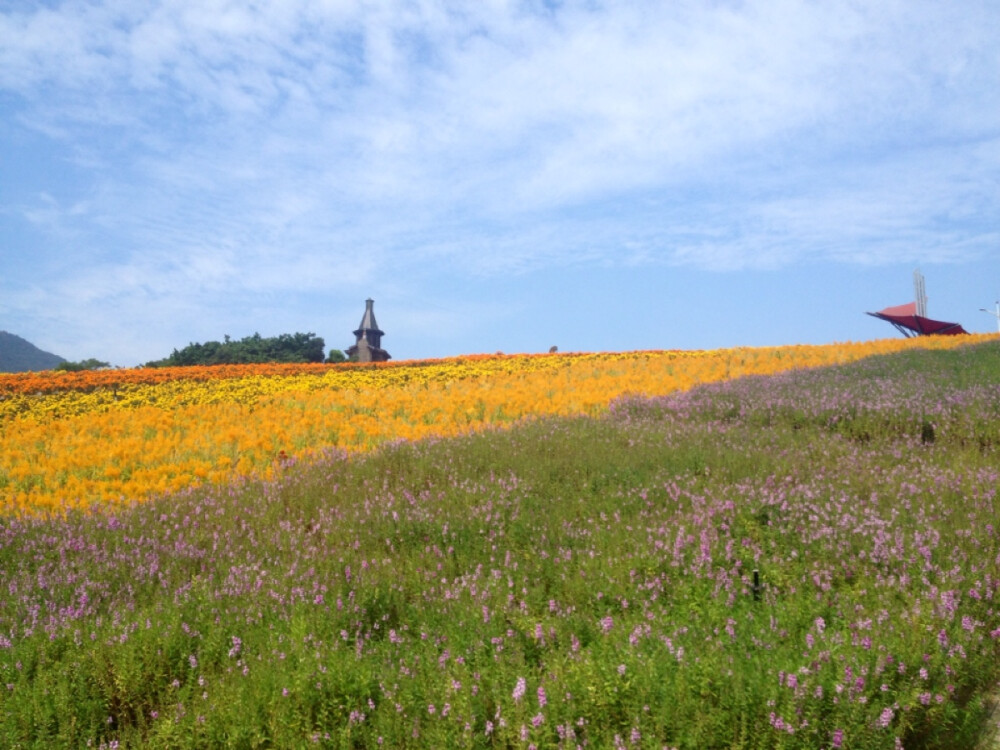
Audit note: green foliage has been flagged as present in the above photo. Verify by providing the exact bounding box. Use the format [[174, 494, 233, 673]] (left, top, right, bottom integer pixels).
[[3, 342, 1000, 748], [326, 349, 347, 364], [54, 358, 111, 372], [146, 332, 326, 367]]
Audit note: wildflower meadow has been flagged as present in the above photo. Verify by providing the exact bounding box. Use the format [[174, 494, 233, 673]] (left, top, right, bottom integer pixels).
[[0, 335, 988, 515], [1, 335, 999, 748]]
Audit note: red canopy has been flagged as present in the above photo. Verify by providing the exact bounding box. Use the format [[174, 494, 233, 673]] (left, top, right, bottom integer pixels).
[[867, 303, 968, 337]]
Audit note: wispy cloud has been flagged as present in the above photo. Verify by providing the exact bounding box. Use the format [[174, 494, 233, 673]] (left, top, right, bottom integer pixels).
[[2, 0, 998, 363]]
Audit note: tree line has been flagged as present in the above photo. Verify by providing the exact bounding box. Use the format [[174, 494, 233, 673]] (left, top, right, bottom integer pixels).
[[145, 333, 347, 367]]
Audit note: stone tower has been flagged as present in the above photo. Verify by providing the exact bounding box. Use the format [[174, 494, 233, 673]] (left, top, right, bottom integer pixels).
[[346, 298, 391, 362]]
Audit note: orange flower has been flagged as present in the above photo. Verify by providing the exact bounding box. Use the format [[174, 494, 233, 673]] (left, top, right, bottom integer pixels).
[[2, 334, 994, 516]]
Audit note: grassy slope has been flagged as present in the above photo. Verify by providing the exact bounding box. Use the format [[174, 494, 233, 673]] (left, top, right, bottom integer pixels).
[[1, 342, 999, 749]]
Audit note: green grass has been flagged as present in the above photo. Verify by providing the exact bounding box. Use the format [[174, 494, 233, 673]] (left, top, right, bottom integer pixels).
[[2, 341, 1000, 748]]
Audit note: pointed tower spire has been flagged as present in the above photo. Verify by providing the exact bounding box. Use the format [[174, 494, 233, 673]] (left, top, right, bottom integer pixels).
[[346, 298, 391, 362], [357, 298, 381, 336]]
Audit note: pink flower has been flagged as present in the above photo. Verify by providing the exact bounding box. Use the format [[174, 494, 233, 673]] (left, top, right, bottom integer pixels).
[[513, 677, 526, 702]]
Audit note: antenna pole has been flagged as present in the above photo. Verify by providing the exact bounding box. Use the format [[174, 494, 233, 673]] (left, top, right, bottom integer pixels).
[[913, 269, 927, 318]]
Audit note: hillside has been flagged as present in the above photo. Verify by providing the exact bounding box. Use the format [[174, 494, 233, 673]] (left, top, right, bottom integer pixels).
[[1, 338, 999, 748], [0, 330, 64, 373]]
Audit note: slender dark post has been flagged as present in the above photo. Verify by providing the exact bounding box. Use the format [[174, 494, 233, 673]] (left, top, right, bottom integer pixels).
[[752, 569, 761, 602]]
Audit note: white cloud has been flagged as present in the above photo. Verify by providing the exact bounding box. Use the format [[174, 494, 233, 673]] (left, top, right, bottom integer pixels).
[[1, 0, 998, 362]]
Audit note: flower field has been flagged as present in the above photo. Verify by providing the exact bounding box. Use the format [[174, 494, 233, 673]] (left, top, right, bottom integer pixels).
[[2, 335, 1000, 749], [0, 335, 990, 516]]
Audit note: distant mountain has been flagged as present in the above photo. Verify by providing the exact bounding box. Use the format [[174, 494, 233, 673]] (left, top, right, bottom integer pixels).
[[0, 331, 66, 373]]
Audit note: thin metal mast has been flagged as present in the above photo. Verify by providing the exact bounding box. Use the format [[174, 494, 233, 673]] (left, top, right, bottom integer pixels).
[[913, 269, 928, 318]]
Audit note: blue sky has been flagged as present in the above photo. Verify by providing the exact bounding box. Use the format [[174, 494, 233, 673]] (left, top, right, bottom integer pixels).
[[2, 1, 998, 367]]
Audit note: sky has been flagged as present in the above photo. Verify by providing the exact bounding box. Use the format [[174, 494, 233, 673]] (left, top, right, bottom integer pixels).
[[1, 0, 998, 367]]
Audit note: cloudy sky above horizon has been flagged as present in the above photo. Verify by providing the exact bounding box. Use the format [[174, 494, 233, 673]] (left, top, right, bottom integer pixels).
[[2, 0, 998, 366]]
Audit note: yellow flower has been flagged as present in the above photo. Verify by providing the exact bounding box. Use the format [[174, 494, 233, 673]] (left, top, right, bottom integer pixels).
[[2, 335, 994, 516]]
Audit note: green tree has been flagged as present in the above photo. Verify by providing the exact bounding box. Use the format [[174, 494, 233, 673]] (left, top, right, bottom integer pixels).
[[326, 349, 347, 363], [146, 333, 326, 367], [55, 358, 111, 371]]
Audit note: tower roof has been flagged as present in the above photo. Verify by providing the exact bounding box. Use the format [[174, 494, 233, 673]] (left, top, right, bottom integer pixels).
[[354, 298, 384, 337]]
